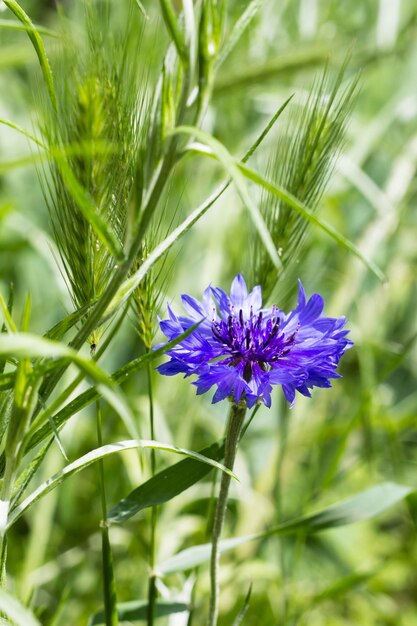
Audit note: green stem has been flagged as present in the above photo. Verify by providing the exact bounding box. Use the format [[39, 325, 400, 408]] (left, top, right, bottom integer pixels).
[[207, 401, 246, 626], [146, 360, 157, 626], [96, 400, 118, 626]]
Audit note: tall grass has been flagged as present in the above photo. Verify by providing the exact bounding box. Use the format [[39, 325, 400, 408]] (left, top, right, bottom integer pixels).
[[0, 1, 416, 625]]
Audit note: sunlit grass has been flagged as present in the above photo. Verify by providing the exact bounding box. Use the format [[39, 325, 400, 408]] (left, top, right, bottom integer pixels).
[[0, 1, 416, 625]]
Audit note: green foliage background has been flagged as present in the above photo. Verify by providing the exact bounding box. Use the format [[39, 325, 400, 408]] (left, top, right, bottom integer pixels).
[[1, 0, 417, 624]]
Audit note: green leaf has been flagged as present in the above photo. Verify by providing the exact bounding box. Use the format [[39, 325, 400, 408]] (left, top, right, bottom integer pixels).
[[2, 0, 57, 110], [8, 439, 237, 528], [0, 18, 57, 37], [134, 0, 147, 17], [0, 117, 45, 148], [159, 0, 187, 63], [232, 582, 253, 626], [109, 440, 224, 523], [181, 129, 383, 282], [157, 482, 411, 574], [0, 589, 41, 626], [0, 333, 109, 384], [0, 332, 138, 440], [216, 0, 262, 70], [88, 600, 188, 626]]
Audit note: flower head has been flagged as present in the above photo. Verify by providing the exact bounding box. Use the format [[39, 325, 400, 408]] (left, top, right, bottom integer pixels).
[[157, 274, 352, 408]]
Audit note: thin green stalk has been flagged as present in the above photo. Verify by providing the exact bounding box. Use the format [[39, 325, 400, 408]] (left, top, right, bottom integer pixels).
[[96, 400, 118, 626], [147, 360, 157, 626], [207, 401, 246, 626], [158, 0, 188, 64], [276, 408, 290, 622]]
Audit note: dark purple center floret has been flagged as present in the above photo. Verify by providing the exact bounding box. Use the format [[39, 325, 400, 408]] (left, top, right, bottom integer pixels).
[[156, 274, 352, 409], [211, 307, 299, 382]]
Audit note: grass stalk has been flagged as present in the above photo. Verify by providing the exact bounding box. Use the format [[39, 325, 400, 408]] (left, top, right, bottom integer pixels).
[[96, 400, 118, 626], [207, 401, 246, 626]]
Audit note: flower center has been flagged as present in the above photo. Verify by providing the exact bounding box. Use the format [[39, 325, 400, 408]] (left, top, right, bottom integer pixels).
[[211, 306, 298, 380]]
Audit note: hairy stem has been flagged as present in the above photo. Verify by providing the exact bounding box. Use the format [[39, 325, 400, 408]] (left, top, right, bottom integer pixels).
[[147, 360, 158, 626], [207, 401, 246, 626]]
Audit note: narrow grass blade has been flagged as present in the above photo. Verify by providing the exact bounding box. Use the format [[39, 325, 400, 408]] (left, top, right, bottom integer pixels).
[[232, 582, 253, 626], [159, 0, 187, 63], [0, 589, 41, 626], [2, 0, 57, 109], [311, 571, 373, 605], [0, 332, 138, 438], [0, 290, 17, 333], [214, 48, 330, 95], [0, 333, 115, 386], [0, 18, 57, 37], [239, 163, 385, 281], [100, 518, 118, 626], [8, 440, 237, 528], [181, 130, 383, 280], [157, 482, 411, 574], [216, 0, 262, 70], [88, 600, 188, 626], [0, 118, 45, 148], [241, 95, 294, 164], [173, 125, 282, 271], [108, 441, 225, 523], [133, 0, 147, 17]]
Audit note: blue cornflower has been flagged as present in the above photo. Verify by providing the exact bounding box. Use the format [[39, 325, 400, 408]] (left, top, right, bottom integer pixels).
[[157, 274, 352, 408]]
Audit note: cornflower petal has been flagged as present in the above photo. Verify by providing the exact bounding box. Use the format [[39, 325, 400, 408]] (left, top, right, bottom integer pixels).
[[156, 275, 352, 408], [230, 273, 248, 308]]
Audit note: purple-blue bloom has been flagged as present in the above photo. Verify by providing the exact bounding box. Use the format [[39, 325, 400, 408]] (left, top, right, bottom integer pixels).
[[157, 275, 352, 409]]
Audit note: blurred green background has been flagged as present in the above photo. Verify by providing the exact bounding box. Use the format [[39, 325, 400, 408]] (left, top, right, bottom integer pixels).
[[1, 0, 417, 624]]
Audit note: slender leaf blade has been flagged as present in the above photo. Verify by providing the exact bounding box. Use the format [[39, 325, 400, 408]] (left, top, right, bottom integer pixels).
[[8, 439, 237, 528], [3, 0, 57, 109], [172, 125, 282, 271], [157, 482, 411, 574], [108, 440, 225, 523], [239, 162, 385, 281]]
